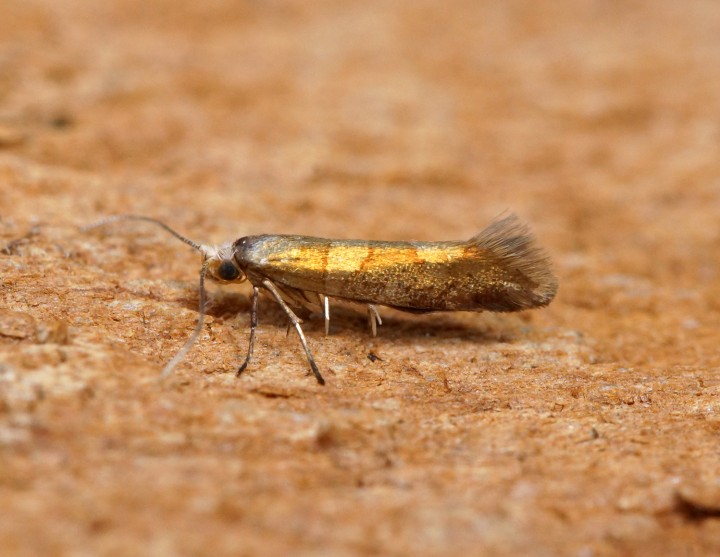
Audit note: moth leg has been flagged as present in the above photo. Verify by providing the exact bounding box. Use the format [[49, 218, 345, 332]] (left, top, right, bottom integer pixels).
[[237, 285, 260, 376], [367, 304, 382, 337], [321, 294, 330, 336], [262, 279, 325, 385]]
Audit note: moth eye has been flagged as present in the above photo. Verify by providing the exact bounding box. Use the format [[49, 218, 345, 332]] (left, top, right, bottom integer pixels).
[[217, 260, 240, 281]]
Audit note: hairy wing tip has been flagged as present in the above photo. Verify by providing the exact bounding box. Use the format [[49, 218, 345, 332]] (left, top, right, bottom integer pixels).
[[473, 214, 559, 309]]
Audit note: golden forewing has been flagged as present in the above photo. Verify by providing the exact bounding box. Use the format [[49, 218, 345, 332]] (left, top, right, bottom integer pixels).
[[237, 215, 557, 312]]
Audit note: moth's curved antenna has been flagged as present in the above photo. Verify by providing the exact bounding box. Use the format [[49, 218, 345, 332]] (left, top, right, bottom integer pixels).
[[81, 214, 204, 252], [82, 214, 209, 377]]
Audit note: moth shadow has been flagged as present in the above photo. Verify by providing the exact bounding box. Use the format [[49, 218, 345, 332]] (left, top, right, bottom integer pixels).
[[327, 305, 517, 345]]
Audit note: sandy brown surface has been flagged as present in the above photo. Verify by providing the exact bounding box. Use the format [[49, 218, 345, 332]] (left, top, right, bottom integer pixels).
[[2, 1, 720, 555]]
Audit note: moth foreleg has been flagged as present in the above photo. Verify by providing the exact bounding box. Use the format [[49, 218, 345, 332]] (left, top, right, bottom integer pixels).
[[262, 279, 325, 385], [237, 285, 260, 376]]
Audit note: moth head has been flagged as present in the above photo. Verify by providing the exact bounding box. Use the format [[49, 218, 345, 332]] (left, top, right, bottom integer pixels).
[[201, 243, 247, 284], [81, 215, 248, 377]]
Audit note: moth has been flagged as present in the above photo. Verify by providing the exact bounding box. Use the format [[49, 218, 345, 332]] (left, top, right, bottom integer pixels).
[[85, 214, 558, 384]]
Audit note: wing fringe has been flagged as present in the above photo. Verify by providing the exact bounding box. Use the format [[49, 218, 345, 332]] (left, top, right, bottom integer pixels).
[[470, 214, 558, 309]]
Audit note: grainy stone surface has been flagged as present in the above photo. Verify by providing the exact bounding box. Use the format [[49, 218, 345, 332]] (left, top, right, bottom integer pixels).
[[2, 1, 720, 555]]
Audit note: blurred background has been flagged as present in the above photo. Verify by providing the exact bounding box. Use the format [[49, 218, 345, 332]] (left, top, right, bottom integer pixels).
[[1, 1, 719, 555]]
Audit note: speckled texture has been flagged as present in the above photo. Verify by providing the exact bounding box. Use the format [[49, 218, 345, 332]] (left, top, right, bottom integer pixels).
[[2, 1, 720, 556]]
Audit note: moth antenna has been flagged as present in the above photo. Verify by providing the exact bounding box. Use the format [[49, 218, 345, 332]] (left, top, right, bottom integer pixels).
[[81, 214, 203, 252], [83, 215, 210, 375], [160, 260, 209, 377]]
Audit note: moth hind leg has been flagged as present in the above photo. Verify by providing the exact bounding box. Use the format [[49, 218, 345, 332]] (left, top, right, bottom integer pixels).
[[367, 304, 382, 337], [317, 293, 330, 336]]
